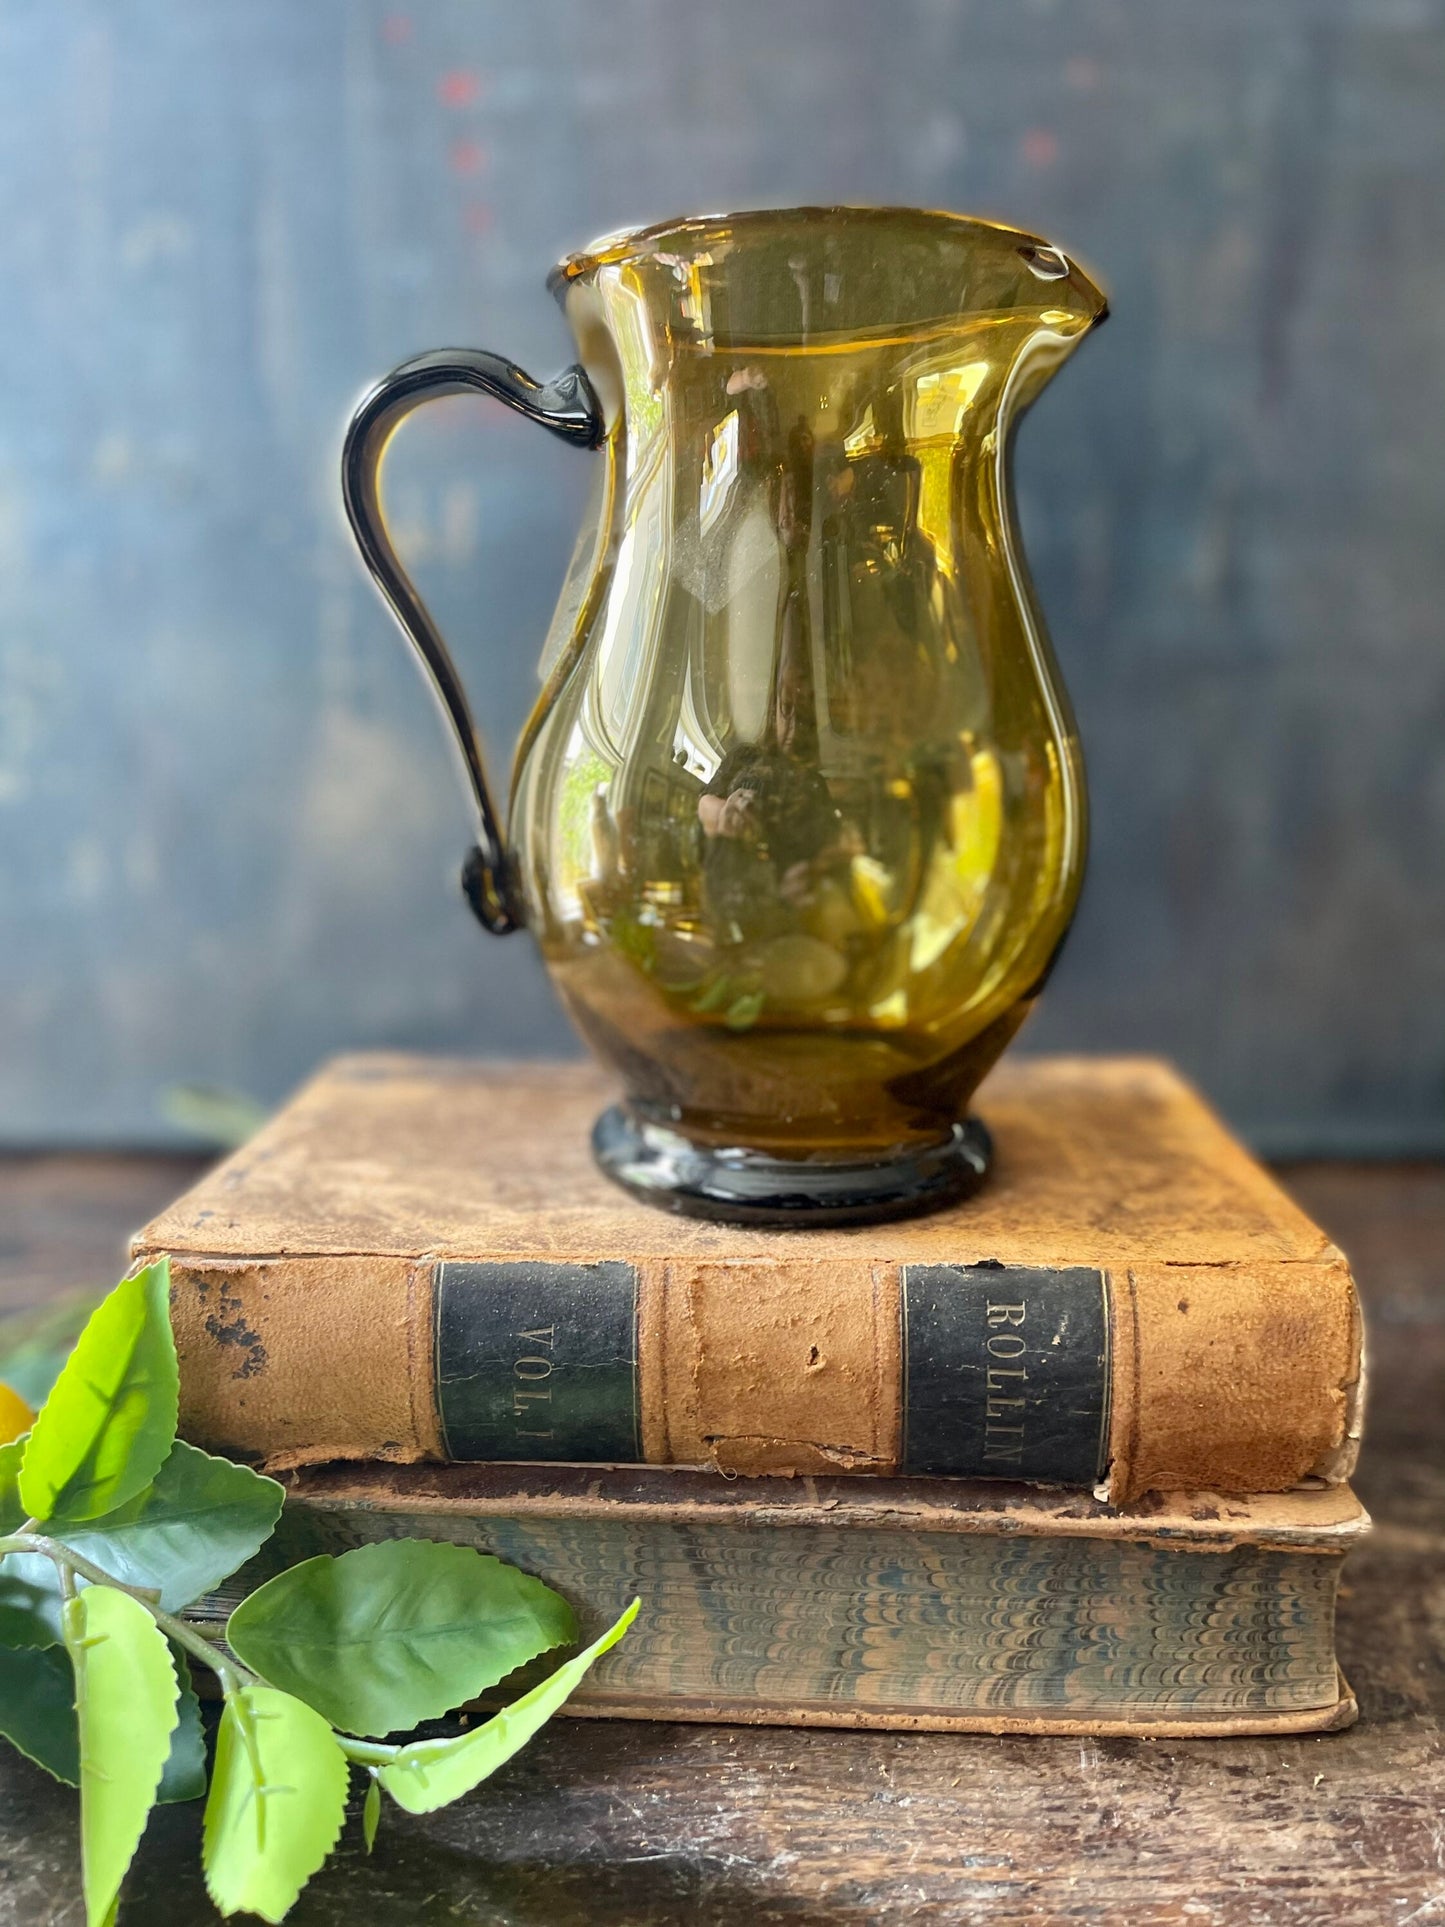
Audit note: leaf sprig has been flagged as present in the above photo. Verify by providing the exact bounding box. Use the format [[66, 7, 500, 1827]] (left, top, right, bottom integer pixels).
[[0, 1260, 637, 1923]]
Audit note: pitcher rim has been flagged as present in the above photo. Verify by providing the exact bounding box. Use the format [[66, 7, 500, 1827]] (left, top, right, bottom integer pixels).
[[548, 204, 1106, 319]]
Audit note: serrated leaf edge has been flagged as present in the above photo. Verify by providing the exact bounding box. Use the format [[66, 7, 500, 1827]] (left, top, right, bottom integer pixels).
[[65, 1587, 181, 1927], [226, 1540, 578, 1737], [0, 1644, 80, 1784], [379, 1599, 639, 1814], [157, 1648, 209, 1806], [202, 1688, 349, 1924], [19, 1261, 178, 1525], [66, 1439, 285, 1610]]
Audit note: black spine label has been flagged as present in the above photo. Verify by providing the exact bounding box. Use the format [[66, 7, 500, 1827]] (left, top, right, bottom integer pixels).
[[902, 1265, 1109, 1485], [434, 1261, 639, 1462]]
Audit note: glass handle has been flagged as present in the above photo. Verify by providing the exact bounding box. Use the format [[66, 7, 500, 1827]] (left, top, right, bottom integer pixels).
[[341, 349, 605, 933]]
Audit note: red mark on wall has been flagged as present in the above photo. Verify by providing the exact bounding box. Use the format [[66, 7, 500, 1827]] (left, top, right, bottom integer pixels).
[[1020, 128, 1059, 169], [437, 69, 482, 109], [449, 137, 488, 176]]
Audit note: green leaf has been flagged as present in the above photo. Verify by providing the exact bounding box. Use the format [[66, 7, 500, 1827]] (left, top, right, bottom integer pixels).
[[379, 1599, 638, 1814], [1, 1440, 284, 1650], [158, 1649, 208, 1805], [158, 1083, 267, 1149], [63, 1584, 180, 1927], [0, 1437, 62, 1648], [0, 1557, 60, 1649], [0, 1641, 80, 1782], [203, 1686, 348, 1923], [361, 1774, 381, 1853], [0, 1289, 103, 1409], [1, 1431, 27, 1527], [227, 1539, 578, 1738], [20, 1261, 179, 1525], [67, 1441, 284, 1611]]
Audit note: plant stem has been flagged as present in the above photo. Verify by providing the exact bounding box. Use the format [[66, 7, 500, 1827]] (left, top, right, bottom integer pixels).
[[336, 1737, 402, 1768], [0, 1530, 257, 1694]]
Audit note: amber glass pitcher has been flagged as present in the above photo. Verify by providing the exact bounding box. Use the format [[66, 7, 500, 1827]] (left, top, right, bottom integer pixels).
[[343, 207, 1107, 1225]]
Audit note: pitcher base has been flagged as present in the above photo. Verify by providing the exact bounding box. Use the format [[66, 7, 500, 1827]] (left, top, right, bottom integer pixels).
[[591, 1106, 992, 1229]]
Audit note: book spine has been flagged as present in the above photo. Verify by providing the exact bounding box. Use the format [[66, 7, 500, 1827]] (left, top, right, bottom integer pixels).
[[157, 1249, 1362, 1504]]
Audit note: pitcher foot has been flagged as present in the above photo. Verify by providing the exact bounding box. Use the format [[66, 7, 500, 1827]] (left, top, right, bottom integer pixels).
[[591, 1106, 992, 1228]]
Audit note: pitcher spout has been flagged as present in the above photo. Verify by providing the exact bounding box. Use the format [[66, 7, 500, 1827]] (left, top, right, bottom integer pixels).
[[1014, 238, 1109, 332], [1003, 258, 1108, 429]]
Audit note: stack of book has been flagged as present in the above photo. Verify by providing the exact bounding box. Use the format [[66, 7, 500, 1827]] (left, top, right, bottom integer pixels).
[[135, 1054, 1366, 1737]]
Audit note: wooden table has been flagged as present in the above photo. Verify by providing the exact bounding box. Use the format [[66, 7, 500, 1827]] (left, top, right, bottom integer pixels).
[[2, 1155, 1441, 1925]]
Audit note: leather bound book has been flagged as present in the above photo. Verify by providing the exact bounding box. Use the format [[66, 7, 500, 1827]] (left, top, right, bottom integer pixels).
[[133, 1054, 1365, 1506], [195, 1466, 1366, 1738]]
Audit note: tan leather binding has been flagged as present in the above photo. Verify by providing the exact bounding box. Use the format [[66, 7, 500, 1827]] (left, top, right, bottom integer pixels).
[[139, 1054, 1364, 1503]]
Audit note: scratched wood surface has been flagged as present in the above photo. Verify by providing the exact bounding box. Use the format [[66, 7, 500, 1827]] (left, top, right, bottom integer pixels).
[[0, 1154, 1441, 1925]]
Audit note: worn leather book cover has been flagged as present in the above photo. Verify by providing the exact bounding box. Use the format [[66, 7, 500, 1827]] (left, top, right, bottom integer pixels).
[[134, 1053, 1365, 1506], [197, 1466, 1364, 1737]]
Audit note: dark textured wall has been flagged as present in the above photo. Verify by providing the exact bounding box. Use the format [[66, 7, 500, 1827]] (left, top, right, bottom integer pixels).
[[1, 0, 1442, 1151]]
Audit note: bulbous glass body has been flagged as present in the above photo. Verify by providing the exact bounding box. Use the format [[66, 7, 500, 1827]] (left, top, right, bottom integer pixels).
[[512, 209, 1104, 1160]]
